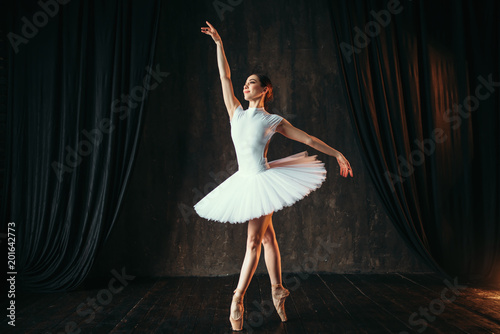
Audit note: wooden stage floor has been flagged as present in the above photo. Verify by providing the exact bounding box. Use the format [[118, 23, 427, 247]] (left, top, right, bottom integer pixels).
[[3, 272, 500, 333]]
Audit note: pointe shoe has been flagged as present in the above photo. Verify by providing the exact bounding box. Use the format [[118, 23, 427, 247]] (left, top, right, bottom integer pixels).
[[272, 283, 290, 322], [229, 288, 244, 331]]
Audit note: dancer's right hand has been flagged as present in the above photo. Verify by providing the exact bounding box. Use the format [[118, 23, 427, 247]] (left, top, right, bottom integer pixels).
[[336, 153, 353, 178], [201, 21, 221, 44]]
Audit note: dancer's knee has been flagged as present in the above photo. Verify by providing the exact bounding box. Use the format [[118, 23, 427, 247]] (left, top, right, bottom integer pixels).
[[262, 225, 276, 245], [261, 233, 275, 246], [247, 234, 262, 250]]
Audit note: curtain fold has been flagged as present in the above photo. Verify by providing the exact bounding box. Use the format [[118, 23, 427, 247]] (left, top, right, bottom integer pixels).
[[4, 0, 160, 292], [329, 0, 500, 283]]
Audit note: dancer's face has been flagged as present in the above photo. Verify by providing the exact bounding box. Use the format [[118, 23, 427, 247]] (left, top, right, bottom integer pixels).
[[243, 75, 267, 102]]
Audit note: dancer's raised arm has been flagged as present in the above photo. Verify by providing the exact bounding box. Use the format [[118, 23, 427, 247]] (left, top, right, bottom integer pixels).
[[276, 120, 354, 178], [201, 21, 240, 120]]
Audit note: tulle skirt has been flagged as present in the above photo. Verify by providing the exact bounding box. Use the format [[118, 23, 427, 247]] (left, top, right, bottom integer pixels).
[[193, 151, 327, 224]]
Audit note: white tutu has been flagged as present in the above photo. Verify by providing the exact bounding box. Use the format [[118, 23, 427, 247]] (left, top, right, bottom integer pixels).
[[194, 105, 327, 224], [194, 151, 326, 223]]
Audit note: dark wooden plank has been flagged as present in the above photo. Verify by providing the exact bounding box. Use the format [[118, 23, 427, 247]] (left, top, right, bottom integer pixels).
[[320, 274, 393, 332], [308, 273, 369, 334], [39, 277, 156, 333], [80, 278, 159, 333], [399, 273, 500, 332], [108, 278, 177, 332], [281, 272, 351, 333], [283, 272, 322, 332], [16, 274, 150, 332], [209, 274, 238, 334], [5, 273, 500, 334], [403, 272, 500, 317], [136, 276, 199, 333], [190, 276, 229, 333], [23, 290, 94, 333], [152, 276, 199, 333], [133, 277, 187, 333], [367, 273, 484, 333], [347, 274, 450, 334]]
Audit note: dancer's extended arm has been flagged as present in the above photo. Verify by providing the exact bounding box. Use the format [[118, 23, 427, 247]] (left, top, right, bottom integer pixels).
[[276, 119, 354, 178], [201, 21, 240, 120]]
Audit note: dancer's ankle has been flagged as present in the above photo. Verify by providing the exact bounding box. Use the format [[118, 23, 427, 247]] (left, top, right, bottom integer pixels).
[[233, 288, 245, 297]]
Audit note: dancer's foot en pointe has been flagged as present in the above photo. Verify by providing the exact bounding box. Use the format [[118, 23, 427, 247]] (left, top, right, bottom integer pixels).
[[229, 288, 244, 331], [272, 283, 290, 322]]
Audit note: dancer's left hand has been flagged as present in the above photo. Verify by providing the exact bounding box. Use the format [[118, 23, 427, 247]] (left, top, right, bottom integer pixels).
[[201, 21, 222, 44], [336, 153, 353, 178]]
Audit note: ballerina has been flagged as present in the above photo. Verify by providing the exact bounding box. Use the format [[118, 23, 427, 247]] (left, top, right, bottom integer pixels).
[[198, 21, 353, 331]]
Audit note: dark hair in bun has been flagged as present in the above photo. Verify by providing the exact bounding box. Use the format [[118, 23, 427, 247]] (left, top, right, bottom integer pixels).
[[253, 73, 273, 109]]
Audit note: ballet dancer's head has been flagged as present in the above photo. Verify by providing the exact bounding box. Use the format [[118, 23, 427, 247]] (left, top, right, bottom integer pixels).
[[243, 73, 274, 109]]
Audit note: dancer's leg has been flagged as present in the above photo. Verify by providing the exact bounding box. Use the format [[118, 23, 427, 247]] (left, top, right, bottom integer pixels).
[[261, 218, 282, 285], [262, 217, 290, 322], [235, 213, 273, 295]]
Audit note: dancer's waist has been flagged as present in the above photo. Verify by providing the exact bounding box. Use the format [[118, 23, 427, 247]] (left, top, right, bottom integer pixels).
[[236, 156, 270, 175]]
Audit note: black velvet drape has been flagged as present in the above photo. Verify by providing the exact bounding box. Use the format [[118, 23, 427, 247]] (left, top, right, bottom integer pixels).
[[330, 0, 500, 283], [3, 0, 160, 292]]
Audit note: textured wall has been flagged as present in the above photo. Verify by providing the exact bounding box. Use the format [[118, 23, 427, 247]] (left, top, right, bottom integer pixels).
[[86, 0, 430, 281]]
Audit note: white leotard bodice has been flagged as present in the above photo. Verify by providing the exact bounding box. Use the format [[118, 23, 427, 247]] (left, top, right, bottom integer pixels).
[[230, 105, 283, 175]]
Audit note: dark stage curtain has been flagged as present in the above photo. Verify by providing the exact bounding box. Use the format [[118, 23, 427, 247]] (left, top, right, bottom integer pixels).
[[330, 0, 500, 283], [3, 0, 160, 292]]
